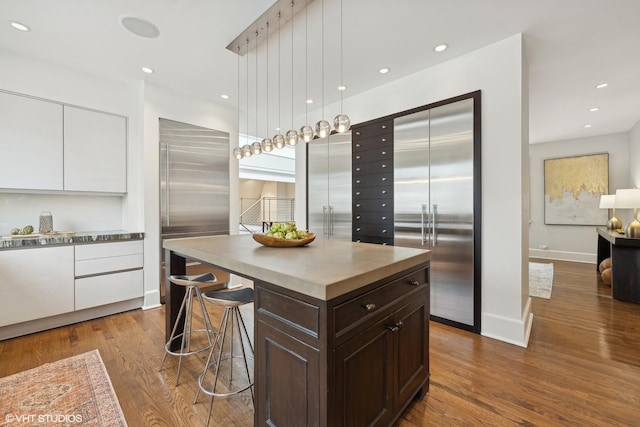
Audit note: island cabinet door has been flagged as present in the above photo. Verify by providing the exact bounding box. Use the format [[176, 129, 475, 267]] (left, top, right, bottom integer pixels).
[[255, 319, 321, 427], [332, 313, 395, 427], [393, 288, 430, 408]]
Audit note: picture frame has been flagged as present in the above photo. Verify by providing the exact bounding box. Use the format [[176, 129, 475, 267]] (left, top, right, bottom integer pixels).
[[544, 153, 609, 225]]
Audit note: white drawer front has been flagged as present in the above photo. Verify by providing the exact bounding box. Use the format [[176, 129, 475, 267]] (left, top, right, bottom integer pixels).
[[75, 241, 143, 261], [75, 269, 143, 310], [75, 253, 143, 277]]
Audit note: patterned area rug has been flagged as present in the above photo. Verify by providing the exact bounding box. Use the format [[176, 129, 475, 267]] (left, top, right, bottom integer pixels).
[[530, 262, 554, 299], [0, 349, 127, 426]]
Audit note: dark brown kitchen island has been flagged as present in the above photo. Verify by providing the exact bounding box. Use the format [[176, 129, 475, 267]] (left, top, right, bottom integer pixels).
[[164, 234, 431, 426]]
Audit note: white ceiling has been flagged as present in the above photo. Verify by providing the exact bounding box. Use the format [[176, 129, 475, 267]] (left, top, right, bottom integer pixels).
[[2, 0, 639, 144]]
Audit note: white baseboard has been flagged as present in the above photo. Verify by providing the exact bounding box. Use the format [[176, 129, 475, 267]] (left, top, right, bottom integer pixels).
[[481, 299, 533, 348], [143, 289, 161, 309], [529, 249, 596, 264]]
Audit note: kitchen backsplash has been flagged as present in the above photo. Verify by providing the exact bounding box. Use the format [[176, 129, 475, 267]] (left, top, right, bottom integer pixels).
[[0, 193, 124, 235]]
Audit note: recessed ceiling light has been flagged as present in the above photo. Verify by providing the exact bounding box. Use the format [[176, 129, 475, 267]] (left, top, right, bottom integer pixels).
[[9, 21, 30, 32], [434, 44, 448, 52], [120, 16, 160, 38], [589, 107, 599, 112], [306, 99, 313, 104], [221, 94, 230, 100], [584, 124, 592, 128], [595, 83, 608, 89], [379, 67, 390, 74], [141, 67, 154, 74], [337, 85, 347, 91]]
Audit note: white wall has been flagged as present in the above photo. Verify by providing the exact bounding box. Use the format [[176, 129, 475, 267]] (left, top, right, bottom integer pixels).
[[0, 50, 141, 234], [529, 133, 630, 263], [630, 119, 640, 187], [296, 34, 531, 346], [142, 83, 238, 308]]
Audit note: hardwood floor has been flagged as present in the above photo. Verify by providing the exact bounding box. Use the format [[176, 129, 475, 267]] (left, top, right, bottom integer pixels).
[[1, 259, 639, 426]]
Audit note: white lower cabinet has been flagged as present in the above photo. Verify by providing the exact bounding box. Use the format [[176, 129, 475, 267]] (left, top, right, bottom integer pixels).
[[74, 240, 144, 309], [0, 240, 143, 338], [0, 246, 74, 327], [76, 269, 143, 310]]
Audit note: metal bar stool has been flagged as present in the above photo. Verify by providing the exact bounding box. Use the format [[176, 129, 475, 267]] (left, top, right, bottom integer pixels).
[[159, 272, 219, 386], [194, 286, 254, 425]]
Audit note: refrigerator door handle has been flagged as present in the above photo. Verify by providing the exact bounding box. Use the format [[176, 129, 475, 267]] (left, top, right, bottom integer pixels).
[[165, 147, 171, 226], [421, 204, 427, 245], [433, 204, 438, 246], [329, 205, 334, 236], [323, 206, 328, 236]]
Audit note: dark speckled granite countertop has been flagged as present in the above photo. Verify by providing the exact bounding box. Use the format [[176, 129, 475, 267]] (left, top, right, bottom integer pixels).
[[0, 230, 144, 249]]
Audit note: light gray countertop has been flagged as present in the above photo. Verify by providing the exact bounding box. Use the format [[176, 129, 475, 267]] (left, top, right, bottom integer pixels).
[[0, 230, 144, 250], [164, 234, 431, 301]]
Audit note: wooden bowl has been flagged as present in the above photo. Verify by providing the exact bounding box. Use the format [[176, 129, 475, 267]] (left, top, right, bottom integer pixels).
[[252, 232, 316, 247]]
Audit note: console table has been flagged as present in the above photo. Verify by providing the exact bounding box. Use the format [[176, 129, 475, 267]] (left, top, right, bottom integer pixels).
[[164, 234, 431, 426], [596, 227, 640, 302]]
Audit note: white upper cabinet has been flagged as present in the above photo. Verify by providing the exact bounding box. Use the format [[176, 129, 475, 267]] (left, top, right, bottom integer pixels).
[[63, 106, 127, 193], [0, 91, 64, 190]]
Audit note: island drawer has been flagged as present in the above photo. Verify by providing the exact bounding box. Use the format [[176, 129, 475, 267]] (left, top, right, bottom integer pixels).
[[332, 268, 427, 339]]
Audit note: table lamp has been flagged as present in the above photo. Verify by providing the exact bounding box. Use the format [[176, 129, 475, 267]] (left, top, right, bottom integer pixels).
[[599, 194, 622, 230], [615, 188, 640, 238]]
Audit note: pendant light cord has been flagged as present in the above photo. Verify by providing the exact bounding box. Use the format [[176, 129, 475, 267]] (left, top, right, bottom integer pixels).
[[340, 0, 344, 114], [278, 12, 281, 133], [255, 31, 258, 140], [246, 38, 249, 144], [291, 1, 295, 132], [237, 45, 240, 149], [266, 22, 269, 136], [321, 0, 325, 119]]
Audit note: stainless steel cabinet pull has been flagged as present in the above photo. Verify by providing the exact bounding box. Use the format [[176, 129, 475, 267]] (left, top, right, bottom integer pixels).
[[381, 216, 387, 220], [356, 167, 361, 171], [382, 138, 387, 142], [381, 177, 387, 181], [356, 143, 360, 147], [381, 190, 387, 194], [411, 280, 420, 286], [382, 203, 387, 207], [356, 191, 361, 196], [356, 215, 361, 220], [356, 203, 361, 208], [356, 227, 361, 232], [356, 179, 361, 184], [356, 155, 360, 159], [382, 151, 387, 155], [363, 303, 376, 312], [386, 321, 403, 332], [382, 164, 387, 168], [382, 125, 387, 129], [382, 229, 387, 233]]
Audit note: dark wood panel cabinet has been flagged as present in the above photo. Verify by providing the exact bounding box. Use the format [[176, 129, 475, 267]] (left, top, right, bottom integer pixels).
[[254, 264, 430, 427]]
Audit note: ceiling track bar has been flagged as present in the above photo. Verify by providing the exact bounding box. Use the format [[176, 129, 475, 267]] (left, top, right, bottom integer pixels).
[[226, 0, 314, 56]]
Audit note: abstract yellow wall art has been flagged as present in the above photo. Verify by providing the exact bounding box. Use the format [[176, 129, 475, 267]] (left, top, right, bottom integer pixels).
[[544, 153, 609, 225]]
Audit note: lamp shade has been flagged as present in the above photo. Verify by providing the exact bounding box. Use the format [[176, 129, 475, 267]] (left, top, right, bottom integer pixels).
[[615, 189, 640, 208], [599, 194, 616, 209]]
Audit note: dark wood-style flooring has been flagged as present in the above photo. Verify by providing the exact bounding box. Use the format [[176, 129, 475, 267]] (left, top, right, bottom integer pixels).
[[1, 259, 639, 426]]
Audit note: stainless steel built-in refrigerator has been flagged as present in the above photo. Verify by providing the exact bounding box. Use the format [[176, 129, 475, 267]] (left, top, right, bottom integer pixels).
[[159, 118, 229, 294], [307, 132, 352, 239], [394, 98, 476, 329]]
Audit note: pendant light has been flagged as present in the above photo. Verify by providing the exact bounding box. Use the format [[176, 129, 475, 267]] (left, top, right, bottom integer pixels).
[[242, 38, 253, 157], [315, 0, 330, 139], [333, 0, 350, 133], [261, 22, 274, 152], [300, 0, 314, 143], [232, 45, 245, 159], [286, 1, 299, 146], [251, 31, 262, 155], [273, 12, 286, 149]]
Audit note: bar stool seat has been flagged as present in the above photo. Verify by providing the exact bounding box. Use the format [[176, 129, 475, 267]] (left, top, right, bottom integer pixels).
[[194, 286, 255, 425], [159, 273, 220, 386]]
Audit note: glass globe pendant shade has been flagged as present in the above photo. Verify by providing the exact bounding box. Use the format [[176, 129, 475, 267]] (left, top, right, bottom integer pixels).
[[232, 146, 244, 159], [300, 125, 315, 143], [286, 129, 299, 146], [242, 143, 253, 157], [251, 141, 262, 155], [334, 113, 351, 133], [273, 133, 285, 149], [315, 119, 331, 139], [261, 137, 273, 152]]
